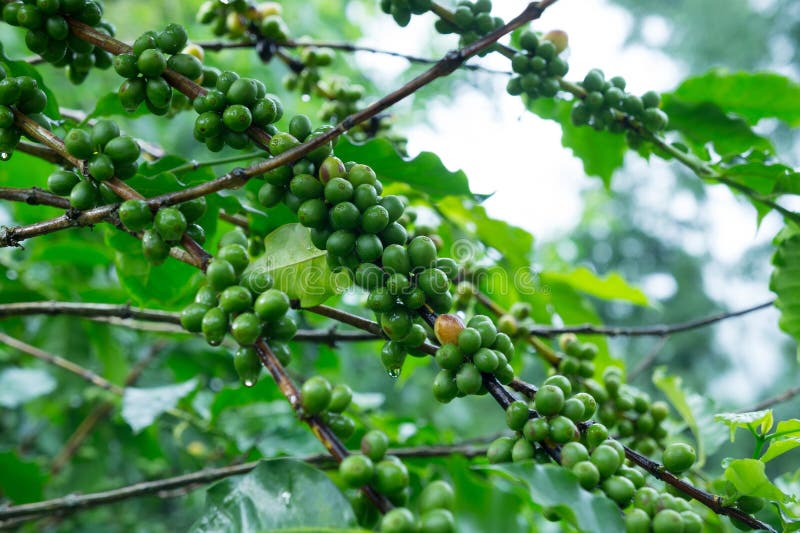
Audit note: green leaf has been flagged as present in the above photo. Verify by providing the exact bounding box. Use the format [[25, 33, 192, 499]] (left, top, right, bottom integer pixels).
[[770, 234, 800, 357], [0, 47, 60, 119], [722, 162, 800, 196], [334, 136, 474, 200], [724, 458, 791, 502], [662, 96, 773, 156], [540, 267, 649, 306], [105, 229, 201, 309], [190, 458, 363, 533], [87, 92, 150, 120], [672, 70, 800, 126], [0, 367, 56, 407], [762, 420, 800, 463], [528, 98, 627, 186], [714, 410, 774, 441], [216, 401, 323, 456], [437, 198, 533, 270], [245, 224, 348, 307], [0, 451, 46, 503], [480, 463, 624, 532], [653, 367, 727, 467], [121, 378, 198, 433]]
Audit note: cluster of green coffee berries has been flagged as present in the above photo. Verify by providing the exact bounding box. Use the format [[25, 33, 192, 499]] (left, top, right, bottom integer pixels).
[[0, 68, 50, 157], [506, 29, 569, 100], [282, 46, 334, 96], [340, 429, 456, 532], [430, 313, 515, 401], [192, 71, 283, 151], [625, 469, 704, 533], [179, 231, 297, 383], [434, 0, 504, 50], [571, 69, 668, 135], [47, 120, 138, 208], [111, 24, 202, 115], [197, 0, 288, 44], [491, 374, 597, 459], [299, 375, 356, 439], [378, 0, 431, 27], [3, 0, 113, 84], [117, 196, 206, 264]]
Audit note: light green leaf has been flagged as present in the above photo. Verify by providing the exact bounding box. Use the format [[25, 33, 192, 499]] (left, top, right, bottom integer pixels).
[[0, 367, 56, 407], [121, 378, 198, 433], [722, 162, 800, 196], [190, 459, 363, 533], [770, 233, 800, 357], [725, 458, 791, 502], [762, 420, 800, 463], [480, 463, 624, 532], [672, 70, 800, 126], [714, 410, 774, 442], [528, 98, 627, 187], [245, 223, 348, 307], [334, 136, 474, 200], [541, 267, 648, 306], [662, 96, 773, 157], [653, 367, 727, 467]]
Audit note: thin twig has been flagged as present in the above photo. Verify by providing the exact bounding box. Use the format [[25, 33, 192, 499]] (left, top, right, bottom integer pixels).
[[0, 443, 487, 523], [50, 342, 166, 474], [54, 2, 554, 213], [744, 384, 800, 412], [196, 38, 512, 75], [0, 301, 381, 344], [0, 333, 208, 432], [527, 300, 775, 337], [627, 335, 669, 381], [252, 339, 393, 513]]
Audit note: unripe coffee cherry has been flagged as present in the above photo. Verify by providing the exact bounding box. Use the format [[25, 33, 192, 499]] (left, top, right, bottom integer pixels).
[[434, 313, 464, 345]]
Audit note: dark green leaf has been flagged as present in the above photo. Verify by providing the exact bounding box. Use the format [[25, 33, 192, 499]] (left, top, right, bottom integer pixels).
[[481, 462, 624, 532], [334, 136, 474, 199], [88, 92, 150, 120], [770, 233, 800, 358], [0, 451, 46, 503], [190, 459, 362, 533], [663, 96, 773, 156]]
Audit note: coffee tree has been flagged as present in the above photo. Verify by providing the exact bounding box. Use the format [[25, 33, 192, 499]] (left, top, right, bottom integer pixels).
[[1, 0, 799, 531]]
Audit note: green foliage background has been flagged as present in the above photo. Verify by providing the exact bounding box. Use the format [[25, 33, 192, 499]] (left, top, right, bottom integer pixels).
[[1, 0, 800, 531]]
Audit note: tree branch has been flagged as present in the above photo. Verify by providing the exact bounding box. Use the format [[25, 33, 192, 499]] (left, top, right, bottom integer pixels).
[[526, 300, 775, 337], [744, 384, 800, 412], [0, 186, 70, 209], [0, 301, 381, 344], [50, 342, 165, 474], [0, 443, 487, 523], [0, 332, 210, 432]]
